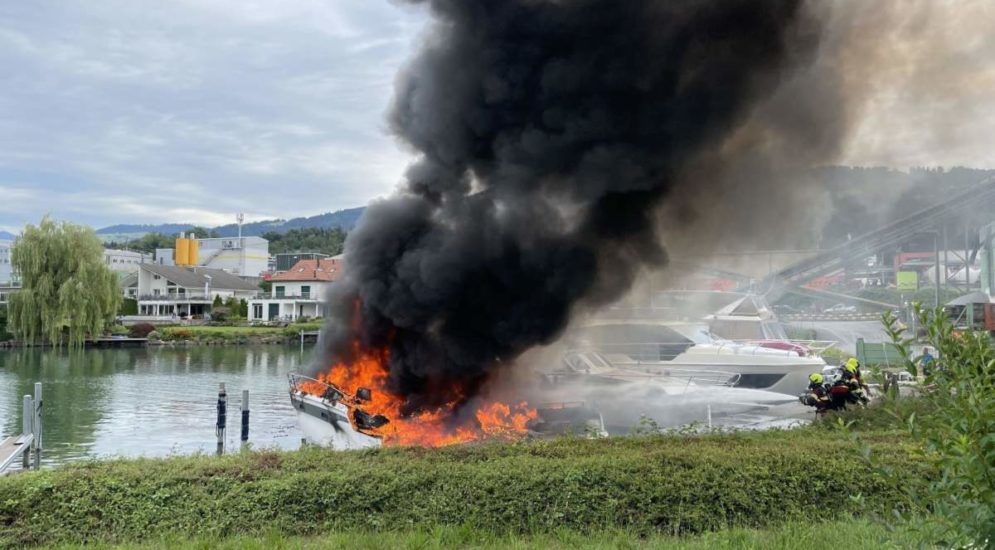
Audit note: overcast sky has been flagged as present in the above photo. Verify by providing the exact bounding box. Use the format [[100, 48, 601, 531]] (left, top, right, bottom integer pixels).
[[0, 1, 992, 234], [0, 1, 426, 233]]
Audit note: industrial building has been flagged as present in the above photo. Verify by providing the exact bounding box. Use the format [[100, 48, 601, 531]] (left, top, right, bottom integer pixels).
[[103, 249, 151, 273], [154, 234, 269, 277]]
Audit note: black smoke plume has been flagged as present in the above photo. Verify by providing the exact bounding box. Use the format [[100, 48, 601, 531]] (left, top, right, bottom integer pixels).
[[318, 0, 825, 412]]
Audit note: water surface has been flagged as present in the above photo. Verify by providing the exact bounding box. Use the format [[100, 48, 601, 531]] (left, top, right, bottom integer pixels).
[[0, 345, 314, 467]]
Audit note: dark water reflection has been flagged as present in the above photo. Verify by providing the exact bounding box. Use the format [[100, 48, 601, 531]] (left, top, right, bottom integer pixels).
[[0, 345, 313, 467]]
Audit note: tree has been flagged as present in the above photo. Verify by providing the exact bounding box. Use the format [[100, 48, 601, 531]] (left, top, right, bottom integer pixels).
[[9, 218, 121, 347], [263, 227, 347, 256]]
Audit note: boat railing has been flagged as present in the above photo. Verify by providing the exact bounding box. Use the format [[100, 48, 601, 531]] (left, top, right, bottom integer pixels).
[[728, 339, 839, 355], [289, 373, 349, 401]]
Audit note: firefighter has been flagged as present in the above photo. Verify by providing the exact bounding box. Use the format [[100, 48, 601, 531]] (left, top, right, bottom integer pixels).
[[841, 358, 869, 404], [800, 372, 833, 413]]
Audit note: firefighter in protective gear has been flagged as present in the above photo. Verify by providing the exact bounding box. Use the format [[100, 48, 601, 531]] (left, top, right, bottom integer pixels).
[[800, 372, 833, 412], [841, 358, 869, 404]]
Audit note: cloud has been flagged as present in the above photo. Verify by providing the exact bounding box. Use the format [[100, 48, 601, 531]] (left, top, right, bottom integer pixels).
[[0, 0, 426, 230]]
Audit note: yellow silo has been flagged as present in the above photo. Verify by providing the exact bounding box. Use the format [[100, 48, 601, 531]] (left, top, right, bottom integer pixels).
[[188, 239, 200, 266], [175, 237, 190, 266]]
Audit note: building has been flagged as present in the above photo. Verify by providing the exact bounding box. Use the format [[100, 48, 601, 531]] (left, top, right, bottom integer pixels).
[[136, 264, 259, 319], [0, 240, 12, 285], [154, 236, 269, 276], [104, 249, 151, 273], [249, 256, 343, 322]]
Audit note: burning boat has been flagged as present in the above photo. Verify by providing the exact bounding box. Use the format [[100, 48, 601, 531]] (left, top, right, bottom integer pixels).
[[289, 374, 386, 450]]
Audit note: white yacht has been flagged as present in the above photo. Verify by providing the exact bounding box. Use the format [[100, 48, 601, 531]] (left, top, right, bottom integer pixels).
[[566, 320, 829, 395], [288, 374, 384, 450]]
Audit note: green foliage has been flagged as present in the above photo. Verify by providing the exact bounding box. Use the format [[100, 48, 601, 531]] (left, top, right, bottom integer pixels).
[[188, 226, 219, 239], [212, 295, 224, 307], [211, 307, 232, 322], [108, 325, 129, 336], [45, 519, 925, 549], [223, 296, 247, 318], [8, 218, 121, 347], [119, 298, 138, 316], [881, 305, 995, 547], [0, 306, 11, 342], [263, 227, 347, 256], [0, 431, 922, 547]]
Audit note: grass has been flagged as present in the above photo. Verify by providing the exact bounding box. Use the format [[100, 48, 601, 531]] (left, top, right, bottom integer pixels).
[[44, 520, 928, 549], [0, 428, 925, 548]]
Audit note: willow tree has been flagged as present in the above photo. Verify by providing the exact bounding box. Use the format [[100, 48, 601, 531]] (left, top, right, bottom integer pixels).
[[8, 218, 120, 347]]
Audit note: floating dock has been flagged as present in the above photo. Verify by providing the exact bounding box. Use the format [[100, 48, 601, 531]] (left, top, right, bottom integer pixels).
[[0, 383, 42, 474]]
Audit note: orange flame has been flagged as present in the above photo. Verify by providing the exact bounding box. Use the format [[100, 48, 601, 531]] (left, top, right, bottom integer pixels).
[[302, 345, 537, 447]]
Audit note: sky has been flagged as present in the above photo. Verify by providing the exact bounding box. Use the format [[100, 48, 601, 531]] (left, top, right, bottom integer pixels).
[[0, 0, 426, 233], [0, 1, 993, 234]]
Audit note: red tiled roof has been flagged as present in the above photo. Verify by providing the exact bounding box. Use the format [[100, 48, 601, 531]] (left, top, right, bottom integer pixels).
[[270, 258, 344, 282]]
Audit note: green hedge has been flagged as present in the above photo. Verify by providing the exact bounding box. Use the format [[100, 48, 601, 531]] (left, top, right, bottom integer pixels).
[[0, 430, 923, 547]]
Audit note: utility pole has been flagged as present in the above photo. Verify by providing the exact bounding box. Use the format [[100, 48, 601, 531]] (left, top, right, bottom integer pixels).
[[934, 231, 941, 308]]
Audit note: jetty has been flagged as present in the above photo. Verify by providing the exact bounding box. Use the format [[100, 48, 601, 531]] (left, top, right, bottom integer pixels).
[[0, 382, 42, 473]]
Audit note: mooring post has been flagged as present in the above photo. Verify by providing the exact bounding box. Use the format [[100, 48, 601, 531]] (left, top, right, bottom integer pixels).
[[707, 404, 713, 430], [216, 383, 227, 456], [240, 389, 250, 451], [22, 394, 32, 470], [300, 330, 304, 353], [33, 382, 42, 469]]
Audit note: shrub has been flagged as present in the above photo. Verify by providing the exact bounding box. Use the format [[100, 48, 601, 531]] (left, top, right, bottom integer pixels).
[[164, 328, 194, 341], [879, 307, 995, 547], [108, 325, 129, 336], [211, 306, 231, 323], [118, 298, 138, 316], [0, 431, 922, 547], [129, 323, 156, 338], [0, 306, 10, 342]]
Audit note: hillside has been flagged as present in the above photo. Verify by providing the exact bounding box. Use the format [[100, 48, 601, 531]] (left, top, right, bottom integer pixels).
[[0, 230, 15, 240], [95, 207, 366, 239]]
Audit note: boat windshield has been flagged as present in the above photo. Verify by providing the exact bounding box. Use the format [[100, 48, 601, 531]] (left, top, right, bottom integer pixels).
[[572, 324, 696, 361]]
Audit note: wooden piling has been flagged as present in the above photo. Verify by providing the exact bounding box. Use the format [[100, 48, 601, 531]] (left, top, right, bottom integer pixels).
[[22, 395, 32, 470], [216, 383, 227, 456], [33, 382, 42, 469], [240, 389, 250, 450]]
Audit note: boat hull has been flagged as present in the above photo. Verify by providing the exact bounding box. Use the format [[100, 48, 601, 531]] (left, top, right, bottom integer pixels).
[[290, 390, 382, 450]]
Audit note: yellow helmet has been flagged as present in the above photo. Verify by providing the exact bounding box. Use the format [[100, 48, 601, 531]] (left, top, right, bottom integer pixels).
[[809, 373, 824, 384], [845, 358, 859, 373]]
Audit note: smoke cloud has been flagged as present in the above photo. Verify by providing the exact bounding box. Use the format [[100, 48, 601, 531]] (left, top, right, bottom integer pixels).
[[317, 0, 837, 413]]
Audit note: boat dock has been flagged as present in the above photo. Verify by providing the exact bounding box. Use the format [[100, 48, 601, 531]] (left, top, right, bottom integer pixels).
[[86, 337, 149, 349], [0, 382, 42, 474]]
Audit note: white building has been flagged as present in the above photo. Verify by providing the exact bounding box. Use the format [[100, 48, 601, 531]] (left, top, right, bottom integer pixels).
[[0, 240, 12, 285], [104, 249, 151, 273], [249, 257, 343, 322], [136, 264, 259, 319], [154, 236, 269, 276]]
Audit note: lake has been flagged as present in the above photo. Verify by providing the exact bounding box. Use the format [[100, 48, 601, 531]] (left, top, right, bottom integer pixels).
[[0, 345, 318, 467]]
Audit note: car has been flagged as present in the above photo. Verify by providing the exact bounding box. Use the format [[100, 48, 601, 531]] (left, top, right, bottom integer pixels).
[[823, 304, 857, 314]]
